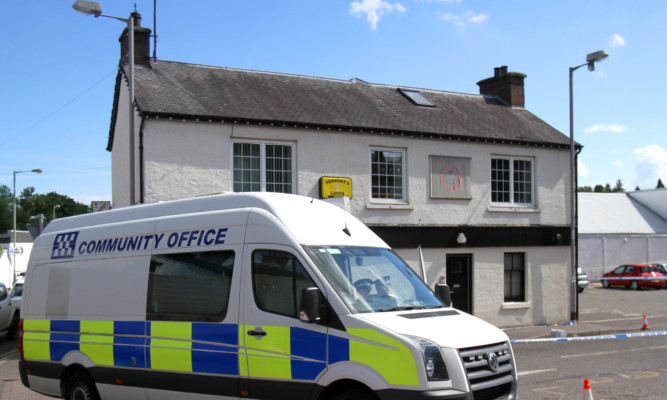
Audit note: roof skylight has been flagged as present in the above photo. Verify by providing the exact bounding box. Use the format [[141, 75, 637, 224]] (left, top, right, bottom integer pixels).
[[398, 88, 436, 107]]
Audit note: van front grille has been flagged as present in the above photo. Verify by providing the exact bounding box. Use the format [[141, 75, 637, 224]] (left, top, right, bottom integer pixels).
[[458, 342, 515, 399]]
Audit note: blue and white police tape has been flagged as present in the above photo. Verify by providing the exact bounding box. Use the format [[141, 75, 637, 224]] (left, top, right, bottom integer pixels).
[[511, 330, 667, 344]]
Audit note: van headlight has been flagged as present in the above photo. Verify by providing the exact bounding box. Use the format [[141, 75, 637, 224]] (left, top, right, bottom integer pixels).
[[407, 336, 449, 381]]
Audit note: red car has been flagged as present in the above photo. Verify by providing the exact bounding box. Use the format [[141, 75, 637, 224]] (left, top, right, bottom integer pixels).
[[601, 264, 664, 290]]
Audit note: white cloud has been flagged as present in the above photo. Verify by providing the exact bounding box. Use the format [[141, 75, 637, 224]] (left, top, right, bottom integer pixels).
[[612, 160, 623, 169], [438, 11, 489, 31], [350, 0, 406, 30], [608, 33, 626, 47], [578, 158, 589, 178], [583, 123, 627, 134], [632, 145, 667, 189]]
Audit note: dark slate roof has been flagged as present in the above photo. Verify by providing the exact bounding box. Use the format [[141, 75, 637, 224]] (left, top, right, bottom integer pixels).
[[110, 60, 569, 150]]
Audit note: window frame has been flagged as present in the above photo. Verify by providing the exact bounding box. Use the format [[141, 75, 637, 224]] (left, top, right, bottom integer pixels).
[[146, 250, 235, 322], [231, 140, 296, 194], [370, 147, 407, 203], [251, 249, 316, 319], [491, 156, 535, 207], [503, 252, 526, 302]]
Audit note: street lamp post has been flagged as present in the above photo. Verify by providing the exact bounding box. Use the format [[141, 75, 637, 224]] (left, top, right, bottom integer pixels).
[[12, 169, 42, 284], [569, 50, 608, 321], [53, 204, 61, 220], [73, 0, 136, 205]]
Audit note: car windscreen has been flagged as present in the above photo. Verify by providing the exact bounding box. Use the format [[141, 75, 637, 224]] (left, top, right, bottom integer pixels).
[[304, 246, 443, 313]]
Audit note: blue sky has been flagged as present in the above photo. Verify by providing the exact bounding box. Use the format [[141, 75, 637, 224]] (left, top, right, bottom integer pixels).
[[1, 0, 665, 204]]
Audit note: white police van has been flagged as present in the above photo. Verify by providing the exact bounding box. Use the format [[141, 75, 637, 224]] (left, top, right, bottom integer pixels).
[[19, 193, 517, 400]]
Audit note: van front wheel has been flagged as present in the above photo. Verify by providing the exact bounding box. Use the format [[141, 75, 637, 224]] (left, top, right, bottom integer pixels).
[[334, 388, 377, 400], [64, 371, 100, 400]]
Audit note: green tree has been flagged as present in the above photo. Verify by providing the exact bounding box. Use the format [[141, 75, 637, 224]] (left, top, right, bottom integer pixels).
[[612, 179, 625, 193], [0, 185, 12, 234], [578, 186, 593, 192], [658, 179, 665, 189], [1, 186, 90, 234]]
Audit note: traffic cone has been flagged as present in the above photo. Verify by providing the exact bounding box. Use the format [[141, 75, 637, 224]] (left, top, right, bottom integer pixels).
[[642, 314, 649, 330], [583, 379, 594, 400]]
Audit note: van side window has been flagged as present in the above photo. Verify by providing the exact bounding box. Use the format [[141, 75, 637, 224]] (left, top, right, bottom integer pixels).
[[147, 251, 235, 322], [252, 250, 315, 318]]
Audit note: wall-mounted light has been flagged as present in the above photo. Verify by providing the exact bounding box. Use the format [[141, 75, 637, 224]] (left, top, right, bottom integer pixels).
[[457, 233, 467, 245]]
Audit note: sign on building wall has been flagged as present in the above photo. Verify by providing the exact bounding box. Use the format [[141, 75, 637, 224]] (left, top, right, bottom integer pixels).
[[430, 156, 472, 199], [320, 177, 353, 199]]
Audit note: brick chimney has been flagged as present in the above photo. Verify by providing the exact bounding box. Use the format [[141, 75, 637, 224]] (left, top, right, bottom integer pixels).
[[119, 12, 152, 67], [476, 66, 527, 107]]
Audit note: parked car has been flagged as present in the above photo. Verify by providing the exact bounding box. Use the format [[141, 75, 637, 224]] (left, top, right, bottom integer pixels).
[[601, 264, 663, 290], [0, 280, 21, 340], [577, 267, 589, 292], [653, 263, 667, 288], [10, 275, 24, 299]]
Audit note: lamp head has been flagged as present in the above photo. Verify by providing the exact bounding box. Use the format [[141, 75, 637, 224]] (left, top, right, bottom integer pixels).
[[72, 0, 103, 17], [32, 169, 43, 174], [586, 50, 609, 71]]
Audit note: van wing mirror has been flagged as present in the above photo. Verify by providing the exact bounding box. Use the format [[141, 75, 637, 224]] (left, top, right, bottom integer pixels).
[[435, 284, 452, 308], [299, 287, 322, 323]]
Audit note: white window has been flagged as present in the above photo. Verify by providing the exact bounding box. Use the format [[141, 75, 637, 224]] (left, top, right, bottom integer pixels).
[[371, 148, 406, 202], [491, 157, 534, 205], [232, 141, 294, 193]]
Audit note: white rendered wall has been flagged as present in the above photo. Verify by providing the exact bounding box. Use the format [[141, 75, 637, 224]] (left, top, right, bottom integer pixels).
[[396, 246, 570, 328], [141, 120, 570, 228]]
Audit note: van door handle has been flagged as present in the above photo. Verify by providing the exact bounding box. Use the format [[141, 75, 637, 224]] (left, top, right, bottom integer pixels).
[[247, 328, 267, 337]]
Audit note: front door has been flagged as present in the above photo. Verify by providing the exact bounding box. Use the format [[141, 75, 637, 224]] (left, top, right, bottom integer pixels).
[[240, 245, 328, 399], [446, 254, 472, 314]]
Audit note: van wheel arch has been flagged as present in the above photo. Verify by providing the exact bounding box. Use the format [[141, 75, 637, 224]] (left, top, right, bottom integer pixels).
[[319, 380, 378, 400]]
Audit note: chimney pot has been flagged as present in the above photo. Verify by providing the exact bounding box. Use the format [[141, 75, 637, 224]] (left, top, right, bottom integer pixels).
[[131, 11, 142, 27]]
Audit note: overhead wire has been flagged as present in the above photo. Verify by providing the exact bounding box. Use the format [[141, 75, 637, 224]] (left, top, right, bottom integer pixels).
[[0, 68, 118, 147]]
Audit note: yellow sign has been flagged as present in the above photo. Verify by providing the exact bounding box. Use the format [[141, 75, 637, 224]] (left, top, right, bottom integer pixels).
[[320, 177, 352, 199]]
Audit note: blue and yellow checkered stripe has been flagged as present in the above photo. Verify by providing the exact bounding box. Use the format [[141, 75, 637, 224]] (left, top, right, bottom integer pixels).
[[22, 320, 239, 375], [22, 321, 418, 386]]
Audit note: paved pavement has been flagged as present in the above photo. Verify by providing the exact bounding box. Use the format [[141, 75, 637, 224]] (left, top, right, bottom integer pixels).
[[1, 283, 664, 399]]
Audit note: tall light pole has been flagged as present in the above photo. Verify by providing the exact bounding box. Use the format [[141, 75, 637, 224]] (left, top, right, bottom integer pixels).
[[12, 169, 42, 284], [569, 50, 608, 321], [53, 204, 61, 220], [73, 0, 136, 205]]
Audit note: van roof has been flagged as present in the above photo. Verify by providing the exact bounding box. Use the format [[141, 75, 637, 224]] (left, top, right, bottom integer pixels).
[[44, 193, 387, 248]]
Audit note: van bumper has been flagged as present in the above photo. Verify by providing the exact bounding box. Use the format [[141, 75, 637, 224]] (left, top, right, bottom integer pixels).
[[18, 360, 30, 388], [377, 381, 517, 400], [377, 388, 470, 399]]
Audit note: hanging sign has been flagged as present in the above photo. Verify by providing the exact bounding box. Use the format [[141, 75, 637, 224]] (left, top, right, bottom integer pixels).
[[320, 177, 353, 199]]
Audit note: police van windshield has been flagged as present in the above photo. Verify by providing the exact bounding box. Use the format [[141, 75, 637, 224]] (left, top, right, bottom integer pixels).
[[304, 246, 443, 313]]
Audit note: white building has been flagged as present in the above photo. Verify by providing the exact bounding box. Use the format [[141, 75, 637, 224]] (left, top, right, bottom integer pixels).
[[578, 189, 667, 278], [105, 19, 575, 327], [0, 231, 33, 287]]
